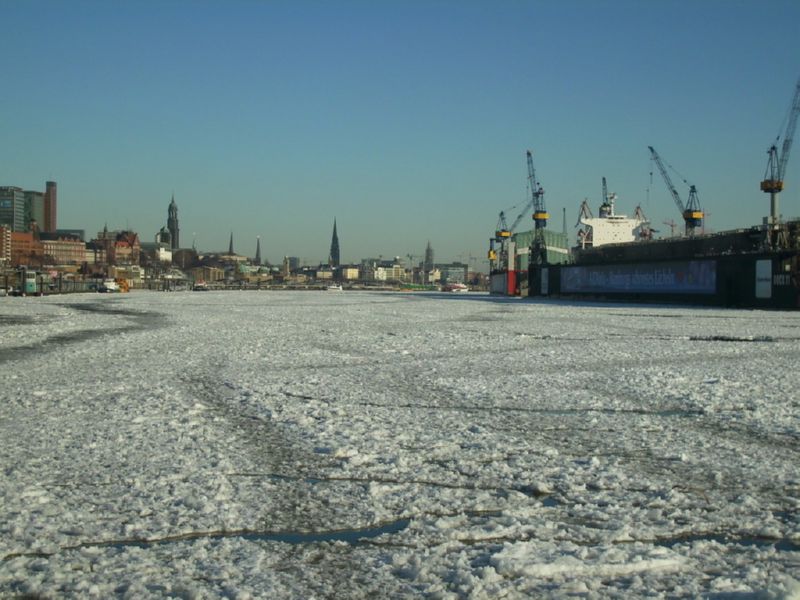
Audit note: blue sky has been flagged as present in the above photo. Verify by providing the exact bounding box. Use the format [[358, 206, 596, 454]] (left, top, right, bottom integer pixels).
[[1, 0, 799, 267]]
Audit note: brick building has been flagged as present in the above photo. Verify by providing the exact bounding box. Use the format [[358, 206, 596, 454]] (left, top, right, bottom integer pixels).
[[10, 231, 44, 267]]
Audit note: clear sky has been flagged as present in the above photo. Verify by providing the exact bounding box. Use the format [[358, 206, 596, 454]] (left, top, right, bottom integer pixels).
[[2, 0, 799, 267]]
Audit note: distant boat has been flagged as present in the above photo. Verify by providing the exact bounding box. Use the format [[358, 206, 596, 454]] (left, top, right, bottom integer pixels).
[[193, 281, 210, 291], [326, 284, 343, 291], [442, 283, 469, 293], [99, 279, 119, 293]]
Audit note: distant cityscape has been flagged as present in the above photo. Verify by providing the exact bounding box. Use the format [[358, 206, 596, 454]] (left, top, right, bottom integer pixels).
[[0, 182, 487, 291]]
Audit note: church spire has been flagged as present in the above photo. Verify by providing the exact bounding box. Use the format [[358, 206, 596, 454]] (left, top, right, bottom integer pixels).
[[167, 194, 179, 250], [228, 232, 234, 255], [254, 236, 261, 266], [328, 218, 340, 267]]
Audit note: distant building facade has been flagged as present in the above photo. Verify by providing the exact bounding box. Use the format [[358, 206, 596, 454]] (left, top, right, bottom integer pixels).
[[0, 225, 11, 264], [10, 231, 44, 267], [0, 187, 26, 232], [24, 191, 44, 231], [191, 265, 224, 283], [93, 227, 141, 266], [40, 232, 85, 265], [339, 266, 359, 281], [438, 262, 468, 284], [113, 231, 141, 265]]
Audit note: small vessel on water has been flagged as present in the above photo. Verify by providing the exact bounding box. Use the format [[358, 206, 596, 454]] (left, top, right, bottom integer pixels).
[[442, 283, 469, 293], [99, 279, 119, 293]]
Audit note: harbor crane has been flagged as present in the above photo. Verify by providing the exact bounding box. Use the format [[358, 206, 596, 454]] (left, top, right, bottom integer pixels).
[[495, 210, 511, 240], [488, 191, 536, 264], [508, 196, 535, 235], [648, 146, 704, 236], [488, 211, 510, 263], [527, 150, 548, 264], [761, 76, 800, 226]]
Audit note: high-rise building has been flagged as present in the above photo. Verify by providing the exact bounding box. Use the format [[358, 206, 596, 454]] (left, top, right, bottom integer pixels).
[[0, 187, 26, 232], [24, 191, 44, 230], [43, 181, 57, 233], [0, 225, 11, 264], [329, 219, 340, 267], [167, 195, 179, 250]]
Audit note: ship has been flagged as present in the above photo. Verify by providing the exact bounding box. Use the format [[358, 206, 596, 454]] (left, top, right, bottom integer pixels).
[[526, 194, 800, 309]]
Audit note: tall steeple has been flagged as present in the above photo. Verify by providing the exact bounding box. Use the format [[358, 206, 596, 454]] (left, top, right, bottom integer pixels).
[[254, 236, 261, 266], [167, 195, 179, 250], [328, 218, 340, 267], [424, 240, 434, 284], [228, 232, 234, 255], [424, 240, 434, 272]]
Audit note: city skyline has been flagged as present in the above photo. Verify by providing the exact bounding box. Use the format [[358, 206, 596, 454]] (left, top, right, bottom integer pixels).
[[2, 1, 800, 264]]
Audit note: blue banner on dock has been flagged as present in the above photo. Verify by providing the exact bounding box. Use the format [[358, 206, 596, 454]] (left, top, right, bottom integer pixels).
[[561, 260, 717, 295]]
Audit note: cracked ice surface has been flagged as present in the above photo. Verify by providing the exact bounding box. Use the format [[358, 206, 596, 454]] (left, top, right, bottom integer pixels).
[[1, 291, 799, 598]]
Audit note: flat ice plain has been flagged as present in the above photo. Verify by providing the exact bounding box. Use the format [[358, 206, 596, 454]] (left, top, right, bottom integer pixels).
[[1, 290, 798, 599]]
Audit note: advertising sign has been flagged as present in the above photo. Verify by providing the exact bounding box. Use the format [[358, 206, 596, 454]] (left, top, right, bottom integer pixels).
[[755, 259, 772, 299], [561, 260, 716, 295]]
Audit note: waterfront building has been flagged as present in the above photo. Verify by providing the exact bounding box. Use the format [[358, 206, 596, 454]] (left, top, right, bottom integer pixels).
[[85, 240, 107, 268], [316, 266, 334, 280], [0, 225, 10, 264], [190, 265, 224, 283], [329, 219, 340, 267], [438, 262, 469, 284], [359, 257, 407, 282], [10, 231, 44, 267], [112, 231, 141, 265], [339, 266, 359, 281], [40, 232, 85, 265], [0, 187, 26, 232], [93, 227, 141, 266]]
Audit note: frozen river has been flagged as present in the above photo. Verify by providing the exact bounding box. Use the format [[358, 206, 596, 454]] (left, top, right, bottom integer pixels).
[[1, 291, 798, 598]]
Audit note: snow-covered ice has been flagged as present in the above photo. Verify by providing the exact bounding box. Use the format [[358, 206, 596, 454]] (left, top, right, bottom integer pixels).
[[1, 291, 798, 598]]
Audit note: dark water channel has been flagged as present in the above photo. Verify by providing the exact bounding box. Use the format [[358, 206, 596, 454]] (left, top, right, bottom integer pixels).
[[105, 518, 412, 551]]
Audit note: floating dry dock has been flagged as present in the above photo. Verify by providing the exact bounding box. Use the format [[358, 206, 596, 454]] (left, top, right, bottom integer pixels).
[[528, 220, 800, 309]]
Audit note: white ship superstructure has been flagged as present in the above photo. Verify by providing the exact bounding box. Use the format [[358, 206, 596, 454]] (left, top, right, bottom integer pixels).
[[577, 193, 650, 249]]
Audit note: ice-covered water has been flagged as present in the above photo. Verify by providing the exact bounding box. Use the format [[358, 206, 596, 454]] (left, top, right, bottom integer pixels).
[[1, 291, 798, 598]]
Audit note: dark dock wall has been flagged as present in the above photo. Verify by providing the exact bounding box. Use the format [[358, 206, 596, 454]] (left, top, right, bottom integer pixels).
[[532, 252, 800, 310]]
